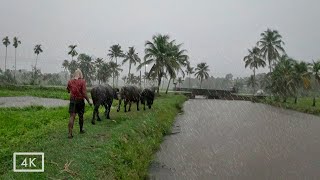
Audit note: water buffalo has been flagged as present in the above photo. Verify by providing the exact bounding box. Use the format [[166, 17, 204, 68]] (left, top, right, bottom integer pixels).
[[117, 85, 141, 112], [90, 84, 119, 124], [140, 88, 155, 110]]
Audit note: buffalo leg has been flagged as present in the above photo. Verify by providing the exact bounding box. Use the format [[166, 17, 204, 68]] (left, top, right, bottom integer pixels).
[[124, 99, 128, 112], [105, 101, 111, 119], [137, 101, 140, 111], [92, 104, 99, 125], [127, 100, 131, 112], [117, 99, 122, 112]]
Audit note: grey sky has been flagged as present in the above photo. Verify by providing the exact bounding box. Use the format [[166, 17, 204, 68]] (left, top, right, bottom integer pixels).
[[0, 0, 319, 78]]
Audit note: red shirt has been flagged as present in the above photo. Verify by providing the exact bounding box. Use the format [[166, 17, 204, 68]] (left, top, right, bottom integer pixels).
[[67, 79, 87, 100]]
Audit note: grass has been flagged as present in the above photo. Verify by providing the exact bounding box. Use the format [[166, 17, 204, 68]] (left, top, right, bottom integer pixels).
[[0, 85, 70, 100], [262, 97, 320, 115], [0, 87, 187, 179]]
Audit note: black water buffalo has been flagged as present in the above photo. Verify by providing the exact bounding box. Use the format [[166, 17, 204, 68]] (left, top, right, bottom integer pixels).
[[90, 84, 119, 124], [117, 85, 141, 112], [140, 88, 155, 110]]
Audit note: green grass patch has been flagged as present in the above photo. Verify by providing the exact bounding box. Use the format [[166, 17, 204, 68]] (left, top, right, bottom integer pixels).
[[0, 93, 187, 179], [262, 97, 320, 115], [0, 85, 69, 100]]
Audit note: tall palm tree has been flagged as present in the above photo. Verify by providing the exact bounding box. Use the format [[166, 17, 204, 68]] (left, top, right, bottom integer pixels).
[[164, 42, 189, 94], [293, 61, 311, 104], [138, 34, 189, 94], [68, 45, 78, 61], [96, 62, 112, 84], [109, 61, 122, 87], [95, 58, 104, 84], [270, 55, 296, 102], [258, 29, 285, 73], [185, 64, 195, 89], [34, 44, 43, 69], [77, 53, 95, 85], [137, 34, 171, 94], [122, 47, 141, 83], [13, 37, 21, 81], [2, 36, 10, 70], [310, 60, 320, 106], [68, 60, 78, 75], [108, 44, 124, 87], [177, 77, 184, 89], [195, 62, 210, 89], [62, 60, 69, 80], [243, 47, 266, 94]]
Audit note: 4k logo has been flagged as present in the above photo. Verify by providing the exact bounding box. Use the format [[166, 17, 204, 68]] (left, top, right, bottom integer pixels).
[[13, 152, 44, 172]]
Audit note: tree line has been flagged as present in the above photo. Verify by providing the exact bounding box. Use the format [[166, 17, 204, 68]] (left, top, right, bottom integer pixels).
[[243, 28, 320, 106], [1, 34, 211, 94]]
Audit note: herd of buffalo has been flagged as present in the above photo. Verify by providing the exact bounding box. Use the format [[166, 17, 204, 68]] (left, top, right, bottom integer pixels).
[[90, 85, 155, 124]]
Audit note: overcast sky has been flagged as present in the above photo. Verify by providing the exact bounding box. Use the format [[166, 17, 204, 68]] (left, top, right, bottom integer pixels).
[[0, 0, 319, 78]]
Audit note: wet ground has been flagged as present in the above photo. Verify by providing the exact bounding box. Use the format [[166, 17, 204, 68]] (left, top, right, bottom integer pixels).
[[0, 96, 69, 107], [149, 99, 320, 180]]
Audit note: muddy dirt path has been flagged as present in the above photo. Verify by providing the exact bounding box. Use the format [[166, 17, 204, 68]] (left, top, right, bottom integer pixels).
[[0, 96, 69, 108]]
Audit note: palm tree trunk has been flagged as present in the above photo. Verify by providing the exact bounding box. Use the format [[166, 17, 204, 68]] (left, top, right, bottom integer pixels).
[[144, 63, 146, 88], [157, 73, 161, 94], [165, 78, 172, 94], [189, 75, 191, 90], [139, 70, 142, 88], [112, 74, 115, 88], [4, 46, 7, 70], [253, 68, 256, 94], [294, 96, 297, 104], [14, 48, 17, 82], [116, 57, 118, 87], [128, 62, 131, 84], [35, 54, 38, 69], [200, 78, 203, 89]]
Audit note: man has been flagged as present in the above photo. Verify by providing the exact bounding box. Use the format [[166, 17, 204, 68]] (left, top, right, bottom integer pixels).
[[67, 68, 92, 138]]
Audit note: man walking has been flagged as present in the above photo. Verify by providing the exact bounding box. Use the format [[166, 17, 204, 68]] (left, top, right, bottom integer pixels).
[[67, 68, 92, 138]]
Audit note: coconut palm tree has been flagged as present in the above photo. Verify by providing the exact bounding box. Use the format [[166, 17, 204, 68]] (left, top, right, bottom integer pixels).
[[95, 58, 104, 84], [185, 64, 195, 89], [310, 60, 320, 106], [12, 37, 21, 81], [164, 42, 189, 94], [243, 47, 266, 94], [258, 29, 285, 73], [34, 44, 43, 69], [68, 45, 78, 61], [62, 59, 69, 80], [122, 47, 141, 83], [97, 62, 112, 84], [108, 44, 124, 87], [177, 77, 184, 89], [292, 61, 311, 104], [77, 53, 95, 85], [195, 62, 210, 89], [138, 34, 188, 94], [137, 34, 171, 94], [270, 55, 296, 102], [68, 60, 78, 75], [122, 75, 127, 84], [2, 36, 10, 71], [109, 61, 122, 87], [62, 60, 69, 71]]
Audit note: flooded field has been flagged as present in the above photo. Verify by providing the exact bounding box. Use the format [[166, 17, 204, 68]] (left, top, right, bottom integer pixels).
[[149, 99, 320, 180], [0, 96, 69, 107]]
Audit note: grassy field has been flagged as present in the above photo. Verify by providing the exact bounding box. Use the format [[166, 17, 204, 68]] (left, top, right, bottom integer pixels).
[[263, 97, 320, 115], [0, 86, 187, 179], [0, 85, 70, 100]]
